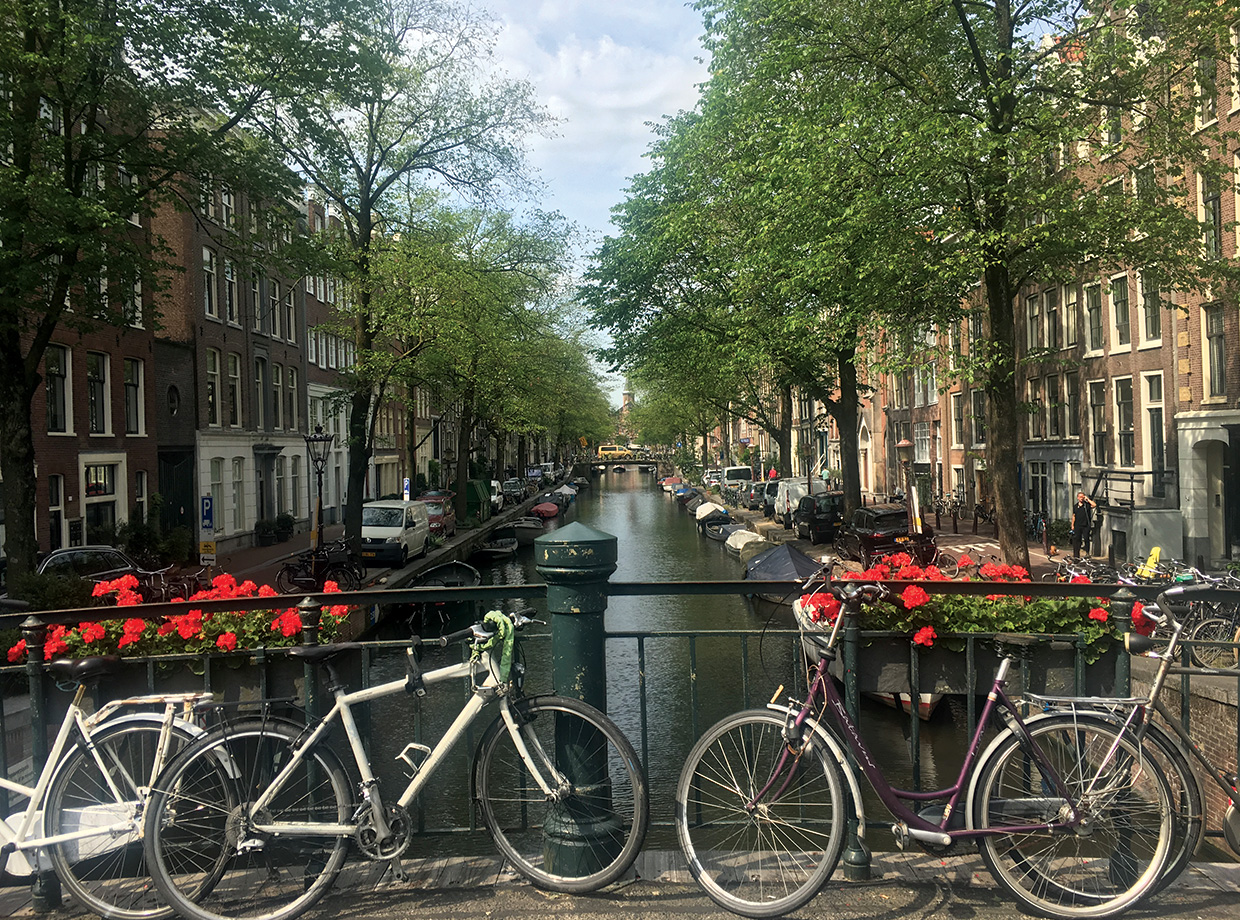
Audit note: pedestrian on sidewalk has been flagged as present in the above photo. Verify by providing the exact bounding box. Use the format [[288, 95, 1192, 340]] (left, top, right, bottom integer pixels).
[[1070, 492, 1096, 559]]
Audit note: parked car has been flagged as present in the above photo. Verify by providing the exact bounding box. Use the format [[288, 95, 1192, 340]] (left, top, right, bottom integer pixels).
[[490, 480, 505, 514], [833, 504, 935, 568], [722, 465, 754, 490], [36, 545, 144, 583], [793, 491, 846, 545], [761, 479, 781, 517], [702, 469, 722, 488], [774, 479, 831, 529], [418, 494, 458, 538], [361, 500, 430, 567], [745, 482, 766, 511], [501, 478, 526, 503]]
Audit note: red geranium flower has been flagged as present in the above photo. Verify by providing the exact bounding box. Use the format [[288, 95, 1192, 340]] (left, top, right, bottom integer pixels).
[[800, 592, 841, 624], [913, 625, 937, 647], [8, 639, 26, 663], [901, 585, 930, 609], [216, 632, 238, 651], [1088, 607, 1108, 623]]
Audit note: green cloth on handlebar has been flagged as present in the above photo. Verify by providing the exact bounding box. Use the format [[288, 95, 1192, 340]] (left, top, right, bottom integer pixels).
[[472, 610, 514, 681]]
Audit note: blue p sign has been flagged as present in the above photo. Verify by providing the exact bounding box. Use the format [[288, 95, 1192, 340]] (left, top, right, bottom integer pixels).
[[201, 496, 214, 532]]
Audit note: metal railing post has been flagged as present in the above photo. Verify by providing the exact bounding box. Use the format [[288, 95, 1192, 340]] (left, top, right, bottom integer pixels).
[[1109, 588, 1134, 696], [535, 522, 620, 877], [841, 621, 870, 880], [21, 616, 61, 912]]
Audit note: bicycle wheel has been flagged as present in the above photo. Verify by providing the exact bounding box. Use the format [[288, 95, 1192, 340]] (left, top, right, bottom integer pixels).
[[1188, 616, 1240, 669], [45, 719, 200, 920], [971, 715, 1173, 918], [273, 565, 299, 594], [933, 550, 960, 578], [474, 695, 648, 893], [675, 709, 846, 918], [145, 720, 351, 920], [323, 563, 359, 592]]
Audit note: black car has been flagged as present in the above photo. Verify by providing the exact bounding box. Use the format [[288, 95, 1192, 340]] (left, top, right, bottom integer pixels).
[[793, 491, 845, 545], [745, 482, 766, 511], [36, 545, 144, 582], [833, 504, 935, 568]]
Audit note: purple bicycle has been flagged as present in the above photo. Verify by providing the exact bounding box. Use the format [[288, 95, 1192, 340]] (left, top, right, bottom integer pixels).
[[674, 577, 1175, 919]]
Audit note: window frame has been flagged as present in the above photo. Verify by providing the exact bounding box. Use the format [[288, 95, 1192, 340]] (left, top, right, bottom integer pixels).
[[123, 357, 143, 435], [203, 247, 218, 319], [45, 344, 71, 434], [86, 351, 109, 435], [206, 347, 221, 427], [1114, 376, 1135, 468], [1110, 273, 1131, 349]]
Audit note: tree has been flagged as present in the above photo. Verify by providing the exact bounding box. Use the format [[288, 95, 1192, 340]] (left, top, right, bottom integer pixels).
[[253, 0, 550, 546], [693, 0, 1240, 564], [0, 0, 373, 574]]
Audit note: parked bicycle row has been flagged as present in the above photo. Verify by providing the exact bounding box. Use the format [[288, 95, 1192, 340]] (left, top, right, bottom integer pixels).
[[12, 575, 1240, 920]]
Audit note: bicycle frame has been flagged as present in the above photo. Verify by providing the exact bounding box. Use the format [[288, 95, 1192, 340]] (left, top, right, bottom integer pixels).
[[769, 619, 1117, 847], [243, 647, 554, 839], [0, 687, 207, 866]]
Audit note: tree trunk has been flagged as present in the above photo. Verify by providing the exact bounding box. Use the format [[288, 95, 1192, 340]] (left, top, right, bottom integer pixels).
[[834, 343, 862, 516], [344, 387, 372, 551], [984, 261, 1030, 568], [776, 385, 793, 476], [455, 406, 473, 521], [0, 361, 40, 577]]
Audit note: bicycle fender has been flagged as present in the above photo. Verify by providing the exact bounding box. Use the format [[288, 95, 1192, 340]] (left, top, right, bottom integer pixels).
[[764, 702, 866, 840]]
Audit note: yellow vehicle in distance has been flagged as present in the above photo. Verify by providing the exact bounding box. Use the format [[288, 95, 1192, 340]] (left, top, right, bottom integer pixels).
[[597, 444, 635, 461]]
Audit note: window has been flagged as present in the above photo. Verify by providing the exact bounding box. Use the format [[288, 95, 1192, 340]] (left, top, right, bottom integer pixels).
[[84, 464, 118, 541], [1027, 379, 1043, 440], [1197, 55, 1218, 126], [123, 357, 142, 435], [1111, 275, 1130, 346], [283, 290, 295, 344], [86, 352, 108, 434], [206, 348, 220, 426], [328, 335, 338, 369], [254, 358, 266, 429], [969, 312, 984, 354], [134, 470, 146, 523], [914, 421, 930, 463], [1066, 372, 1080, 437], [203, 248, 218, 318], [308, 327, 317, 363], [1134, 164, 1156, 205], [224, 260, 238, 324], [1089, 381, 1107, 464], [1047, 375, 1060, 438], [951, 393, 964, 447], [48, 475, 64, 551], [1206, 303, 1226, 397], [209, 459, 223, 533], [275, 456, 287, 514], [1064, 286, 1079, 346], [269, 280, 281, 340], [221, 187, 235, 229], [1026, 296, 1042, 350], [286, 367, 298, 429], [1146, 374, 1166, 497], [1202, 172, 1223, 259], [1141, 271, 1161, 341], [118, 167, 140, 225], [251, 275, 262, 332], [1085, 283, 1103, 351], [232, 458, 245, 530], [971, 389, 987, 444], [318, 331, 328, 369], [227, 353, 241, 427], [272, 364, 283, 429], [1045, 289, 1059, 350], [124, 278, 142, 328], [1232, 23, 1240, 111], [291, 456, 301, 517], [200, 177, 216, 220], [1103, 104, 1122, 147], [46, 344, 68, 433], [1115, 377, 1134, 467]]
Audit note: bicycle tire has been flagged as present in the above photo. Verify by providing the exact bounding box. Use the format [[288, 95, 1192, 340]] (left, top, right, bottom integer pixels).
[[274, 565, 300, 595], [933, 550, 959, 579], [675, 709, 846, 918], [144, 720, 351, 920], [970, 714, 1173, 918], [473, 695, 648, 892], [323, 563, 359, 592], [45, 719, 200, 920], [1188, 616, 1240, 669]]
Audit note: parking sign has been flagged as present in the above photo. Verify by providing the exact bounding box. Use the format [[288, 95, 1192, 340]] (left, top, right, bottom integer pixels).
[[201, 496, 214, 532]]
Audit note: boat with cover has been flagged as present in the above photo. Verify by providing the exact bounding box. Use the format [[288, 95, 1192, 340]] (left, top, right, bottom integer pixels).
[[742, 543, 822, 623]]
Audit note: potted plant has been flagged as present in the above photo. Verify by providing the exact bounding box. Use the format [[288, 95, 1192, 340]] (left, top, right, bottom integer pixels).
[[274, 512, 295, 542], [255, 519, 277, 546]]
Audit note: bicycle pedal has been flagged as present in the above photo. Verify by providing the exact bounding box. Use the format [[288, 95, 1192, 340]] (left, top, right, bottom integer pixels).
[[397, 743, 432, 772], [890, 822, 910, 851]]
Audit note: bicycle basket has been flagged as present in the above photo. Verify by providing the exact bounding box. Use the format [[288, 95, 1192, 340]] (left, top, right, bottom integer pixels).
[[326, 548, 350, 565]]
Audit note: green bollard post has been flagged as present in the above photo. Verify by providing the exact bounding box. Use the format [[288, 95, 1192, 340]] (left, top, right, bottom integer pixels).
[[1109, 588, 1134, 697], [840, 621, 871, 880], [22, 617, 61, 912], [535, 522, 620, 880]]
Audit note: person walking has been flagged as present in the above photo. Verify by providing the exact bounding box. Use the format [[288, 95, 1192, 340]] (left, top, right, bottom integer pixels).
[[1071, 491, 1096, 559]]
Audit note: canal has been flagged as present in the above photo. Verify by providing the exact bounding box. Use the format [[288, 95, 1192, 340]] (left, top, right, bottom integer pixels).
[[366, 469, 971, 851]]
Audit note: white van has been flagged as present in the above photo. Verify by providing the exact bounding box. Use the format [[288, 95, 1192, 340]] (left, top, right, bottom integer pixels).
[[774, 479, 829, 529], [722, 466, 754, 489], [360, 500, 430, 567]]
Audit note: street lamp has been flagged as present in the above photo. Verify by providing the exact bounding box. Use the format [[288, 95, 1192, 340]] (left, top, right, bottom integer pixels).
[[305, 425, 333, 550], [895, 438, 919, 537]]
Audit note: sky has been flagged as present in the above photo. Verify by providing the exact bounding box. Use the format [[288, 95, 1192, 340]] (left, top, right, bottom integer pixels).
[[482, 0, 711, 257]]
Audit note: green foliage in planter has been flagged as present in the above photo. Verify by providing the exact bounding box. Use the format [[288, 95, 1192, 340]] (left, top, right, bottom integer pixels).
[[254, 519, 277, 536], [274, 512, 296, 534], [8, 571, 95, 612]]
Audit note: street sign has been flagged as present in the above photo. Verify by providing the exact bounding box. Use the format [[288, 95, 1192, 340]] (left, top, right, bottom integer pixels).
[[201, 496, 214, 532], [403, 477, 410, 500], [199, 541, 216, 566]]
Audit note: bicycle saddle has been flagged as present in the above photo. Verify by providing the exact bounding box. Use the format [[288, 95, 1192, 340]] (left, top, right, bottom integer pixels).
[[48, 655, 123, 684]]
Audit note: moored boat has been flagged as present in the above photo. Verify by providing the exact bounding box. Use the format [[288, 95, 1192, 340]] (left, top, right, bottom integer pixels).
[[725, 529, 767, 557], [472, 536, 518, 562], [742, 543, 822, 623], [401, 560, 482, 635], [705, 522, 746, 543], [531, 501, 560, 519], [506, 516, 546, 545]]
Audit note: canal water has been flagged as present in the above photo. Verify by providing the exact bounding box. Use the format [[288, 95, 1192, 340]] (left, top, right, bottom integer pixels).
[[364, 469, 972, 851]]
